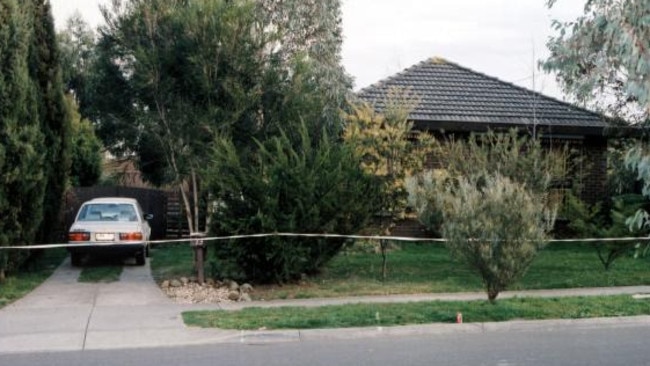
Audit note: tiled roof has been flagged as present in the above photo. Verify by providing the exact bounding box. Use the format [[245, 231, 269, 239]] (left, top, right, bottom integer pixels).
[[357, 58, 610, 134]]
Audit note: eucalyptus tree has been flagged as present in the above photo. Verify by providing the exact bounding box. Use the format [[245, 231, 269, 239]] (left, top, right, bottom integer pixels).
[[256, 0, 352, 133], [542, 0, 650, 231], [542, 0, 650, 122]]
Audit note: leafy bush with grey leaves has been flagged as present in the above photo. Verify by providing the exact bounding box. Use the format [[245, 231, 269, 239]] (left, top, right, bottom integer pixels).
[[438, 174, 553, 301]]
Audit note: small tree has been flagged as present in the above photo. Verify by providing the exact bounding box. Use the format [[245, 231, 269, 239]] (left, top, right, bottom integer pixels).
[[439, 174, 553, 302], [344, 89, 434, 279], [563, 193, 648, 270]]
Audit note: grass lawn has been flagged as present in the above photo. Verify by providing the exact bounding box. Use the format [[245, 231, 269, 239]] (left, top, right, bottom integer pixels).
[[78, 263, 123, 283], [150, 244, 196, 281], [150, 241, 650, 301], [0, 249, 67, 308], [76, 254, 127, 283], [183, 295, 650, 330]]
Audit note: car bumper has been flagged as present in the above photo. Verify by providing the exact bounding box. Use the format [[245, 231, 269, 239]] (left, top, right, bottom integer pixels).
[[67, 242, 147, 254]]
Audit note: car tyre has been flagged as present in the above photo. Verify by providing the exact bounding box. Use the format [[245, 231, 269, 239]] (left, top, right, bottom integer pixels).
[[135, 250, 146, 266], [70, 252, 82, 267]]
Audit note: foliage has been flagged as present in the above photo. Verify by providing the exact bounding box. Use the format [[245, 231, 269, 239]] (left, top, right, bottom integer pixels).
[[255, 0, 352, 134], [405, 170, 449, 236], [90, 0, 351, 234], [542, 0, 650, 258], [438, 129, 569, 195], [67, 95, 102, 187], [545, 1, 650, 249], [92, 0, 258, 232], [543, 0, 650, 122], [57, 12, 96, 116], [438, 174, 552, 301], [343, 89, 434, 279], [0, 0, 46, 279], [406, 130, 566, 300], [30, 0, 72, 245], [344, 91, 434, 222], [562, 193, 648, 270], [608, 139, 640, 196], [206, 124, 380, 283], [624, 142, 650, 239], [0, 248, 66, 308], [408, 130, 569, 239]]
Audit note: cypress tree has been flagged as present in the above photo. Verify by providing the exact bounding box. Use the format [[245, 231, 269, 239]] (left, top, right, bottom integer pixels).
[[0, 0, 46, 280], [29, 0, 71, 244]]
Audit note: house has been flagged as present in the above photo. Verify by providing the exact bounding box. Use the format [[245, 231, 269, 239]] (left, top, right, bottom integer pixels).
[[357, 57, 616, 207]]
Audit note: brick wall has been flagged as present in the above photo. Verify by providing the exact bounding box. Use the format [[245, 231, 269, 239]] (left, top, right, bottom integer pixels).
[[390, 218, 435, 238]]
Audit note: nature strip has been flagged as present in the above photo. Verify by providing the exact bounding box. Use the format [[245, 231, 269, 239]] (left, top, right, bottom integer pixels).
[[0, 233, 649, 250]]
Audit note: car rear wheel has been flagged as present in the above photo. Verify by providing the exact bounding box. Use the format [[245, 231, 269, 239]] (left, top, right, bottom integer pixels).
[[135, 250, 145, 266]]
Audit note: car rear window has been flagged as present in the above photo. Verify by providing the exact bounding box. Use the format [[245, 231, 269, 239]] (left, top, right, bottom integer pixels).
[[77, 203, 138, 222]]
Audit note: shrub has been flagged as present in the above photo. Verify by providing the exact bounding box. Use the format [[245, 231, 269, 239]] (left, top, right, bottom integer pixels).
[[438, 174, 553, 301], [562, 193, 649, 270], [206, 124, 380, 283], [405, 169, 448, 236]]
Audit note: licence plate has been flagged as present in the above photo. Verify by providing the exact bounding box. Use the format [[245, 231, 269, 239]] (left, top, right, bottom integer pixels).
[[95, 233, 115, 241]]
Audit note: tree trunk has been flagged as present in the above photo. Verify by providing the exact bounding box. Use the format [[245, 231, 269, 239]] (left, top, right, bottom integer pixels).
[[380, 240, 389, 281], [179, 182, 194, 235], [192, 169, 199, 234], [487, 286, 499, 303]]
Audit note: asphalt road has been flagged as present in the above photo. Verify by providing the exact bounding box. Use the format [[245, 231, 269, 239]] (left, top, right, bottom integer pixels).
[[2, 321, 649, 366]]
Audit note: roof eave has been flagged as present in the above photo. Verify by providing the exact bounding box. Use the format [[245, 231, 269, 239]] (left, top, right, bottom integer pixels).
[[411, 120, 614, 137]]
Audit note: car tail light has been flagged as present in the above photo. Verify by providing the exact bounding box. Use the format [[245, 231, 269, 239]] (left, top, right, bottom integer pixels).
[[69, 232, 90, 242], [119, 232, 143, 241]]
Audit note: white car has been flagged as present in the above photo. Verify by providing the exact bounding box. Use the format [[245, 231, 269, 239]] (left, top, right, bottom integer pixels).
[[68, 197, 153, 266]]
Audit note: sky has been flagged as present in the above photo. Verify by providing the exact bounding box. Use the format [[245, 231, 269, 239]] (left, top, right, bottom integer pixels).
[[49, 0, 585, 100]]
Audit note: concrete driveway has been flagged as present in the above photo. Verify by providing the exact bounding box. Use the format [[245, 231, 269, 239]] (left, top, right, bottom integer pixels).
[[0, 259, 241, 353]]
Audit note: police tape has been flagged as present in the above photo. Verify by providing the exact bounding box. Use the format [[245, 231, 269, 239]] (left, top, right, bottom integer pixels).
[[0, 232, 649, 250]]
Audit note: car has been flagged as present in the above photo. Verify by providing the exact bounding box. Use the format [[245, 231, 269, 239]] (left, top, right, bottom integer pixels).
[[68, 197, 153, 266]]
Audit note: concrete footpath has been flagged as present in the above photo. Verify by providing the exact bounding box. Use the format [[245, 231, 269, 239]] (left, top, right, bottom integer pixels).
[[1, 260, 650, 354]]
